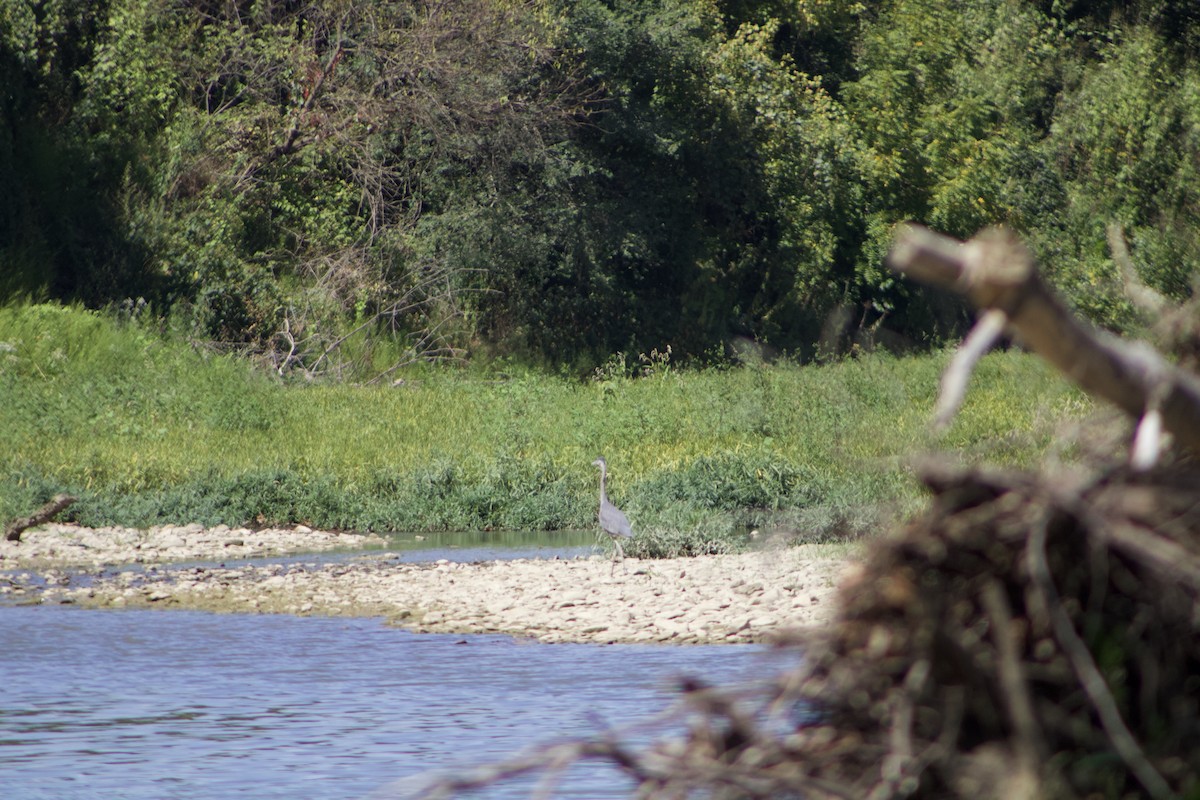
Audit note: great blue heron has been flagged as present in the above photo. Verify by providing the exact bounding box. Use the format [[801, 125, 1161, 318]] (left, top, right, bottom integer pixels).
[[592, 457, 632, 563]]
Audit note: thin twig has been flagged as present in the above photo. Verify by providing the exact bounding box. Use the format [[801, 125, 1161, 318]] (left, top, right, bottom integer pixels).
[[1098, 523, 1200, 591], [935, 308, 1008, 430], [1131, 371, 1172, 471], [1131, 407, 1165, 471], [1025, 514, 1174, 799], [980, 579, 1045, 770], [1106, 222, 1168, 316]]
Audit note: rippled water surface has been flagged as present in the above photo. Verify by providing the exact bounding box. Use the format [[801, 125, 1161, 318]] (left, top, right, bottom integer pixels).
[[0, 606, 792, 799]]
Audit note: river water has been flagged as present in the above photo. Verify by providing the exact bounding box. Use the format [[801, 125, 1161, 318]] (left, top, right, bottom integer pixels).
[[0, 536, 798, 799]]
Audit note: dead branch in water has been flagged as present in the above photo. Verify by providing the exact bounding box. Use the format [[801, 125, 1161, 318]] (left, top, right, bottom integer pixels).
[[5, 493, 76, 542]]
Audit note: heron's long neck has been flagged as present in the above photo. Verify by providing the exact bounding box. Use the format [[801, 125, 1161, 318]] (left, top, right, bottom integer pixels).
[[598, 470, 608, 504]]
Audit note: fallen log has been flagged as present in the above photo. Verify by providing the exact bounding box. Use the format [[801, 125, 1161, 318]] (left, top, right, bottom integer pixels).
[[5, 494, 77, 542], [887, 225, 1200, 458]]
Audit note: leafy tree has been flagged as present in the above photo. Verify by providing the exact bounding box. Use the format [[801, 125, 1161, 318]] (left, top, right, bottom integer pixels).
[[5, 0, 1200, 370], [0, 0, 157, 303], [1047, 25, 1200, 325], [111, 0, 592, 373], [703, 17, 865, 352], [475, 0, 873, 361], [840, 1, 1069, 338]]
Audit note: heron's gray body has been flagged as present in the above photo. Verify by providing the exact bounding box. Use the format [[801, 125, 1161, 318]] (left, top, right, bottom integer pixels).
[[592, 457, 632, 563]]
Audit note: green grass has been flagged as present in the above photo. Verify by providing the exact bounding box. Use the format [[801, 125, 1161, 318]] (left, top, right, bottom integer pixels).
[[0, 303, 1096, 555]]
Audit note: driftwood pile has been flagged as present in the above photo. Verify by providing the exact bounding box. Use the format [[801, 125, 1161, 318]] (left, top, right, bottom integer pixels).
[[757, 461, 1200, 799], [721, 227, 1198, 799]]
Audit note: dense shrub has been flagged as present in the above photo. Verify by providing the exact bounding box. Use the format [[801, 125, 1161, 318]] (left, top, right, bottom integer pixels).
[[4, 1, 1198, 369]]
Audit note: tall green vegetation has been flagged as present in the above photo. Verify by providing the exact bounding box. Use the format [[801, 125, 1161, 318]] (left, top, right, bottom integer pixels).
[[0, 304, 1093, 554], [2, 0, 1198, 370]]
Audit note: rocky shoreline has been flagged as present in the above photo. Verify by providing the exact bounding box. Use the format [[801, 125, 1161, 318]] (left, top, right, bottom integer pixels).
[[1, 524, 855, 644], [0, 522, 388, 569]]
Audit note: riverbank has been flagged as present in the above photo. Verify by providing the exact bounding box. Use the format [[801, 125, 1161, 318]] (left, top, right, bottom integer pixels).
[[1, 525, 856, 644]]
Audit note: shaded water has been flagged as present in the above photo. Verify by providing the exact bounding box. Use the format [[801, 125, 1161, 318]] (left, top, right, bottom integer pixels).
[[150, 530, 604, 574], [0, 606, 793, 799], [378, 529, 602, 563]]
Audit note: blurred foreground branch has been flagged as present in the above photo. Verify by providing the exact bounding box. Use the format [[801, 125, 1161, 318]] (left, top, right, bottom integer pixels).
[[887, 225, 1200, 458]]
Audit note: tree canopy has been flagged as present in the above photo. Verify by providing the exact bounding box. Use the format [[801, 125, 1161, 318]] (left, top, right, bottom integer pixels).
[[2, 0, 1198, 373]]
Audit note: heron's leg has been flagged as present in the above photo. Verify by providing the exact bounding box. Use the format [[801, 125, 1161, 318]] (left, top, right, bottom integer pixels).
[[608, 538, 624, 576]]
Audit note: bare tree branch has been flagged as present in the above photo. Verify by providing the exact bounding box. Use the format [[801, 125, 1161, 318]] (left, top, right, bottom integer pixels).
[[1106, 221, 1169, 317], [888, 225, 1200, 456], [980, 579, 1045, 773], [6, 494, 76, 542], [934, 308, 1007, 430]]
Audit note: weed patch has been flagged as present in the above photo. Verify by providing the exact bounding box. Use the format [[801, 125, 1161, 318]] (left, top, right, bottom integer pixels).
[[0, 304, 1096, 550]]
